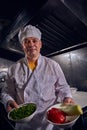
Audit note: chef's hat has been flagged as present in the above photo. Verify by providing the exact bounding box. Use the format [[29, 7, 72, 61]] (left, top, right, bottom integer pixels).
[[18, 25, 41, 44]]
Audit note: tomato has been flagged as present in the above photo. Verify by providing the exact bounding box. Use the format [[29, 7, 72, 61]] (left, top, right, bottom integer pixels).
[[47, 108, 66, 124]]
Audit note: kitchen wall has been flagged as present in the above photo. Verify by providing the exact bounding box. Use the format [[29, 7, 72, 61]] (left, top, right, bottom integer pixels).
[[51, 46, 87, 91]]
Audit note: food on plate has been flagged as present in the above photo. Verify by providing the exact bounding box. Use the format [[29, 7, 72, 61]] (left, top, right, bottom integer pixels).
[[46, 103, 81, 128], [57, 104, 83, 116], [47, 104, 83, 124], [47, 108, 66, 124], [9, 103, 36, 120]]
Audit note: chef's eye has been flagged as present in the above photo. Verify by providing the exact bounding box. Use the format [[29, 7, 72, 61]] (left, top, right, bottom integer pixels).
[[33, 39, 39, 43], [23, 39, 29, 44]]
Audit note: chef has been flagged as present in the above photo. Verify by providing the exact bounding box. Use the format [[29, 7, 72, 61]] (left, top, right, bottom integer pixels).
[[1, 25, 74, 130]]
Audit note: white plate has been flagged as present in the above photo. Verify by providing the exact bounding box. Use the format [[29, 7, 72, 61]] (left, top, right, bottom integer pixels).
[[46, 103, 79, 129]]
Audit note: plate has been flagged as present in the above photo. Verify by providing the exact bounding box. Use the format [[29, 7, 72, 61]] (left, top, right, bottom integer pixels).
[[46, 103, 79, 129], [8, 102, 37, 123]]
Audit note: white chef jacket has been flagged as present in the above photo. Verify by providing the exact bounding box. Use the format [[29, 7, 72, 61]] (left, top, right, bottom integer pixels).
[[1, 54, 72, 130]]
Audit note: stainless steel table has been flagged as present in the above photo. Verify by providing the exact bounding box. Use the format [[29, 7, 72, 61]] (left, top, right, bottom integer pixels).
[[72, 91, 87, 108]]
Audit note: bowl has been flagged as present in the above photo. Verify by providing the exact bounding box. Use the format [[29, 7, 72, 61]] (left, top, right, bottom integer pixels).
[[8, 102, 37, 123], [46, 103, 79, 129]]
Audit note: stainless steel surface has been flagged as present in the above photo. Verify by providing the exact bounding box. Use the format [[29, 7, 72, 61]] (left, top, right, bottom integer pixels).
[[0, 0, 87, 60], [72, 91, 87, 108]]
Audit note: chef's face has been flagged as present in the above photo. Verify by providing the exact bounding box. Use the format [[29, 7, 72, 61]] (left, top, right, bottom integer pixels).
[[22, 37, 42, 59]]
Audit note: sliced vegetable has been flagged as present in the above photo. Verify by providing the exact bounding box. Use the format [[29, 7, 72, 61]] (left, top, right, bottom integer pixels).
[[57, 104, 83, 116]]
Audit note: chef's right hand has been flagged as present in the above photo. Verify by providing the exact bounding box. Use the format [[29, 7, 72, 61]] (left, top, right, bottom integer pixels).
[[6, 100, 19, 112]]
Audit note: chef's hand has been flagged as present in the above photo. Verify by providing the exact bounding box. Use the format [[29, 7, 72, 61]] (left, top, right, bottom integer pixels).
[[6, 100, 19, 112], [63, 97, 75, 105]]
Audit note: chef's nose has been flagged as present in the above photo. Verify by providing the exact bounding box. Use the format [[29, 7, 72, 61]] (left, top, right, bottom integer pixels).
[[28, 40, 34, 46]]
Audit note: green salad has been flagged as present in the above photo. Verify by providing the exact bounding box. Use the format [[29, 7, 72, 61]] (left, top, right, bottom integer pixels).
[[9, 103, 36, 120]]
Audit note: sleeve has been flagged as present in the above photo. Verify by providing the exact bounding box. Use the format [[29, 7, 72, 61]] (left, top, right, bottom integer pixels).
[[55, 63, 72, 102]]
